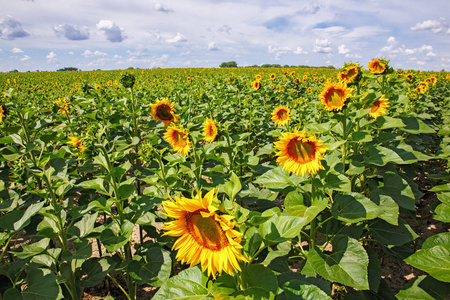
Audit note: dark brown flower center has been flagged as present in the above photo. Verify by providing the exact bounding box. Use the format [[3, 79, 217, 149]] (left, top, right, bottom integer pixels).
[[186, 210, 228, 251], [287, 139, 315, 164], [156, 104, 174, 121]]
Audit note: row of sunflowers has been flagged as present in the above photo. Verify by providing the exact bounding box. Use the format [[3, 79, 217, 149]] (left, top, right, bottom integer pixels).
[[0, 59, 449, 299]]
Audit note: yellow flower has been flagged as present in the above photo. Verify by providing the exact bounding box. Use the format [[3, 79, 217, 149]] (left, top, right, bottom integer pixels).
[[367, 95, 390, 119], [255, 74, 262, 81], [270, 73, 276, 80], [274, 129, 326, 177], [0, 105, 5, 123], [368, 58, 386, 74], [150, 98, 179, 126], [67, 136, 81, 147], [338, 66, 359, 84], [202, 118, 218, 143], [319, 82, 351, 111], [162, 189, 249, 279], [251, 80, 260, 90], [164, 125, 191, 156], [78, 142, 87, 153], [271, 105, 291, 126]]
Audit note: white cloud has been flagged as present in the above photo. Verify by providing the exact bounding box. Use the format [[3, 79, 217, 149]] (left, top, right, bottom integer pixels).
[[20, 55, 31, 61], [154, 3, 173, 13], [166, 32, 187, 43], [46, 51, 58, 63], [69, 51, 74, 55], [217, 25, 232, 34], [11, 47, 24, 54], [410, 18, 449, 34], [294, 47, 308, 55], [338, 44, 349, 54], [82, 50, 107, 58], [207, 42, 219, 51], [268, 45, 292, 60], [0, 16, 30, 40], [313, 39, 332, 53], [96, 20, 125, 43], [380, 36, 397, 52], [54, 24, 89, 40]]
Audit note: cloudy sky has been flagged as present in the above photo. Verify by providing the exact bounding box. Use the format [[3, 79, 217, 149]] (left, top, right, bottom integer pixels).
[[1, 0, 449, 72]]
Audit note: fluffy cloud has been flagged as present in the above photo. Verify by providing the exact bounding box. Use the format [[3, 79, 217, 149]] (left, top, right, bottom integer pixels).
[[11, 47, 24, 54], [410, 18, 449, 34], [20, 55, 31, 61], [207, 42, 219, 51], [381, 37, 436, 59], [268, 45, 292, 60], [46, 51, 58, 63], [82, 50, 108, 58], [0, 16, 30, 40], [166, 32, 187, 43], [338, 44, 349, 55], [313, 39, 332, 53], [294, 47, 308, 55], [96, 20, 125, 43], [54, 24, 89, 40], [217, 25, 232, 34], [154, 3, 173, 13]]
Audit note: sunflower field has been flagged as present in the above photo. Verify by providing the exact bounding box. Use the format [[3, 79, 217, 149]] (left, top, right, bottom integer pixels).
[[0, 60, 449, 300]]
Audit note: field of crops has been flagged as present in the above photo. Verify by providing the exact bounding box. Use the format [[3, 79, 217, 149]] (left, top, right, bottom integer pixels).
[[0, 60, 449, 299]]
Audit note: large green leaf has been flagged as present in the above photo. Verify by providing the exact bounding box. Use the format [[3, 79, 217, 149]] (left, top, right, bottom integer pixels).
[[368, 189, 398, 225], [380, 172, 416, 211], [284, 191, 327, 224], [405, 232, 450, 282], [401, 117, 435, 134], [81, 256, 118, 287], [258, 215, 307, 244], [368, 219, 418, 246], [305, 235, 369, 290], [68, 212, 98, 238], [22, 268, 63, 300], [152, 266, 213, 299], [0, 201, 44, 232], [236, 264, 278, 299], [139, 247, 172, 287], [396, 275, 450, 300], [10, 238, 50, 259], [254, 166, 293, 190], [331, 192, 380, 223], [363, 145, 417, 166], [222, 172, 242, 201], [282, 280, 332, 300], [100, 220, 134, 252]]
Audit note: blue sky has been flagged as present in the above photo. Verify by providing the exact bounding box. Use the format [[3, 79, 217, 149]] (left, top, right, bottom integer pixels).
[[1, 0, 449, 72]]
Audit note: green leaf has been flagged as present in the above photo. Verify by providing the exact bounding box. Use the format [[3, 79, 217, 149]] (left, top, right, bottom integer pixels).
[[364, 145, 416, 166], [369, 189, 399, 225], [405, 233, 450, 282], [285, 191, 327, 224], [139, 247, 172, 287], [100, 220, 134, 252], [118, 184, 136, 199], [376, 116, 405, 130], [306, 235, 369, 290], [0, 189, 19, 212], [49, 157, 67, 179], [23, 268, 63, 300], [3, 288, 23, 300], [152, 266, 213, 300], [11, 238, 50, 259], [81, 256, 118, 287], [77, 178, 110, 195], [62, 238, 92, 261], [237, 264, 278, 299], [68, 212, 98, 238], [331, 192, 380, 223], [282, 279, 332, 299], [258, 215, 307, 244], [380, 172, 416, 211], [222, 172, 242, 201], [396, 275, 450, 300], [430, 183, 450, 193], [350, 131, 372, 143], [0, 201, 44, 232], [365, 246, 381, 292], [401, 117, 435, 134], [368, 219, 418, 246], [254, 166, 292, 190]]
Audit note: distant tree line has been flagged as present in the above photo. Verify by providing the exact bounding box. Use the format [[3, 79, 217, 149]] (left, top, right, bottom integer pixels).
[[220, 62, 335, 69], [57, 67, 80, 72]]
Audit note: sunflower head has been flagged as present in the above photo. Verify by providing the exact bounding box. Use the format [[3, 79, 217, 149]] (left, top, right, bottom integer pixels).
[[163, 125, 191, 156], [162, 189, 249, 279], [0, 104, 7, 123], [274, 129, 326, 177], [251, 80, 260, 90], [150, 98, 179, 126], [368, 58, 392, 75], [270, 73, 276, 80], [202, 118, 218, 143], [271, 105, 291, 126], [338, 63, 362, 85], [367, 95, 390, 119], [67, 136, 81, 147], [319, 82, 352, 111], [120, 73, 136, 89], [405, 73, 415, 83]]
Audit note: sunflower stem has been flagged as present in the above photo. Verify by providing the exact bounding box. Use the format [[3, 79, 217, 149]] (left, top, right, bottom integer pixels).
[[341, 109, 348, 172]]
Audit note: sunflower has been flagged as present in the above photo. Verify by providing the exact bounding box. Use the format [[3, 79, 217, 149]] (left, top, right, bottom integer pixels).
[[202, 118, 218, 142], [319, 82, 351, 111], [368, 58, 386, 74], [255, 74, 262, 81], [367, 95, 390, 119], [162, 189, 249, 279], [67, 136, 81, 147], [150, 98, 179, 126], [405, 73, 415, 83], [269, 73, 276, 80], [164, 125, 191, 156], [271, 105, 290, 126], [338, 64, 361, 84], [251, 80, 260, 90], [274, 129, 326, 177], [0, 105, 5, 123]]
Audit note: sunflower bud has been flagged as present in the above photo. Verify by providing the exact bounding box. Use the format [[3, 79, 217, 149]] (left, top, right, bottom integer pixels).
[[120, 73, 136, 89]]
